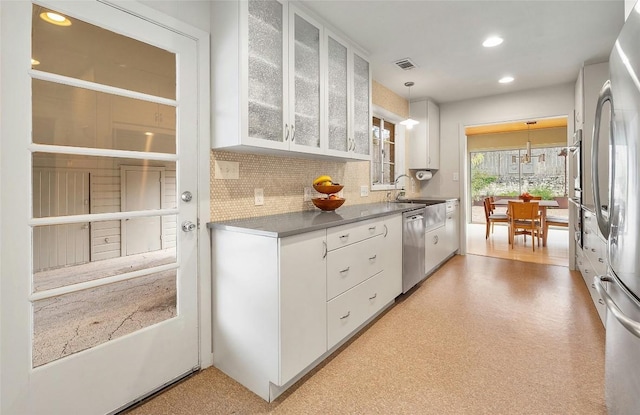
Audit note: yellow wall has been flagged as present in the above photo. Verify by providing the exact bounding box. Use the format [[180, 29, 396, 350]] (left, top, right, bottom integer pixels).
[[210, 82, 407, 221]]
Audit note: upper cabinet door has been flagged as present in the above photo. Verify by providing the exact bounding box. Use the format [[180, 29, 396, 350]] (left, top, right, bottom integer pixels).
[[351, 52, 371, 159], [288, 6, 323, 155], [325, 31, 350, 155], [245, 0, 288, 149], [211, 0, 371, 160]]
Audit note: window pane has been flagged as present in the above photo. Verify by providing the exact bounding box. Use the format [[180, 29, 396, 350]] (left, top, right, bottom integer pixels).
[[32, 80, 176, 153], [32, 5, 175, 99], [33, 218, 177, 290], [32, 153, 176, 218], [33, 270, 177, 367]]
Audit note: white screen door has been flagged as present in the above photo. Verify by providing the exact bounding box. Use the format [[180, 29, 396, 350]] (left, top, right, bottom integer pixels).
[[1, 2, 200, 413]]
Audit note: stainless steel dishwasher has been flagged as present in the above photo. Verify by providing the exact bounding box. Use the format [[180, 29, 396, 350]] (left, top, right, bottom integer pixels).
[[402, 207, 426, 293]]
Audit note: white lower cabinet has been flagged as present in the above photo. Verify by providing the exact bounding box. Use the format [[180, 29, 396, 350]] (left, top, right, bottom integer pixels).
[[211, 229, 326, 401], [579, 208, 607, 326], [425, 224, 449, 275], [211, 213, 403, 402], [327, 270, 397, 349]]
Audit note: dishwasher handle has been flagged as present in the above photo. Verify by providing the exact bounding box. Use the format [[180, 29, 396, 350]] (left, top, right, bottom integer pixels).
[[406, 214, 424, 222]]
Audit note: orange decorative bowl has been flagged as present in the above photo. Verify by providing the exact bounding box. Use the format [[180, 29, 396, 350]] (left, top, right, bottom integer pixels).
[[312, 197, 345, 211], [313, 184, 344, 195], [519, 195, 533, 202]]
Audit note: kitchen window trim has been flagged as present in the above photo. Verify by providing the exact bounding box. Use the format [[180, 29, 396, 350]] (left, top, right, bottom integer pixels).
[[371, 105, 406, 191]]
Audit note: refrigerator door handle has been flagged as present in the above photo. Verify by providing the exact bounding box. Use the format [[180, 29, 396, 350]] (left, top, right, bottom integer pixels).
[[594, 275, 640, 339], [592, 80, 614, 239]]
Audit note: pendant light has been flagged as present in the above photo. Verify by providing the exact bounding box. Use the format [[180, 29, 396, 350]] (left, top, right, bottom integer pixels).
[[522, 121, 536, 163], [400, 82, 419, 129]]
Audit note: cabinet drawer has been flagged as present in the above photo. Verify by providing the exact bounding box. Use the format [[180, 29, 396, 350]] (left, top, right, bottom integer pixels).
[[585, 276, 607, 325], [326, 218, 384, 251], [327, 270, 396, 349], [583, 231, 607, 276], [327, 235, 383, 300]]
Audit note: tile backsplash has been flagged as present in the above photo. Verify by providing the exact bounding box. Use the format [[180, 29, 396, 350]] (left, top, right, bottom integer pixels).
[[210, 150, 391, 221]]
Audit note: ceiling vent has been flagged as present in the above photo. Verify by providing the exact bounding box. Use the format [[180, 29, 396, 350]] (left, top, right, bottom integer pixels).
[[394, 58, 417, 70]]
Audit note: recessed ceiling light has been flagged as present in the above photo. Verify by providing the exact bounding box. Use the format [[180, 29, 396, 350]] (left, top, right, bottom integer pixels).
[[31, 58, 40, 66], [40, 11, 72, 26], [499, 76, 514, 84], [483, 36, 503, 48]]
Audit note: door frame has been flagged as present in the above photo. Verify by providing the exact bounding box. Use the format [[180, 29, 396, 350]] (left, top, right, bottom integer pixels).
[[0, 1, 211, 412]]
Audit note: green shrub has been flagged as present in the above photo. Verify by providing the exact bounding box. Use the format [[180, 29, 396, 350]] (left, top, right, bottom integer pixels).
[[529, 185, 555, 200], [470, 172, 497, 201]]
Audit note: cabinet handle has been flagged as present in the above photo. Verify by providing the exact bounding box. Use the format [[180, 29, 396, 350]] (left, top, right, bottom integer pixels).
[[154, 112, 159, 122], [383, 224, 388, 237], [291, 124, 296, 142], [369, 255, 377, 261], [433, 235, 439, 244], [584, 269, 589, 274], [339, 267, 350, 275], [368, 226, 376, 232], [339, 234, 349, 240], [340, 311, 351, 320], [284, 123, 290, 141], [322, 241, 327, 259], [369, 293, 377, 300], [598, 258, 604, 263], [592, 283, 596, 288], [598, 299, 604, 305], [591, 248, 596, 252]]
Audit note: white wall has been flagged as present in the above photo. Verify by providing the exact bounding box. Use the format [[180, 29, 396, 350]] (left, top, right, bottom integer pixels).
[[420, 83, 575, 257], [421, 82, 575, 199], [139, 1, 211, 32]]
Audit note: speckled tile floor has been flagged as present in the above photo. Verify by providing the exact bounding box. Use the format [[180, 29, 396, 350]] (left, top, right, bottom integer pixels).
[[124, 255, 606, 415]]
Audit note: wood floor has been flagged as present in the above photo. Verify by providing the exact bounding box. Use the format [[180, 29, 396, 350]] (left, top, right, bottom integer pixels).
[[466, 222, 570, 266], [124, 255, 605, 415]]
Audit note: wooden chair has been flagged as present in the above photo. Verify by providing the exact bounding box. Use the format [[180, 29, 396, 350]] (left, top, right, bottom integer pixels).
[[544, 215, 569, 240], [507, 201, 542, 251], [483, 197, 508, 239]]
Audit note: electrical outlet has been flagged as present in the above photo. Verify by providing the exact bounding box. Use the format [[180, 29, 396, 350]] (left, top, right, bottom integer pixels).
[[254, 188, 264, 206], [453, 172, 459, 182], [360, 185, 369, 197], [214, 160, 240, 179], [303, 187, 313, 201]]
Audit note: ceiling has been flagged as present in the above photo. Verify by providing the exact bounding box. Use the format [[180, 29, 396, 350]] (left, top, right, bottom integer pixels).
[[300, 0, 625, 104]]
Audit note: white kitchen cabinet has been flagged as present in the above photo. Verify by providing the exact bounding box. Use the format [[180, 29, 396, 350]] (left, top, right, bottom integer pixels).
[[579, 208, 607, 326], [211, 0, 370, 160], [211, 212, 402, 401], [326, 214, 402, 349], [211, 228, 327, 401], [444, 200, 459, 255], [324, 30, 371, 160], [407, 99, 440, 170], [382, 214, 403, 294], [424, 223, 449, 275]]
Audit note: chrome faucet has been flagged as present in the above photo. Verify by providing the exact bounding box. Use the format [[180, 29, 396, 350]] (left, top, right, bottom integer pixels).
[[394, 174, 411, 200], [394, 174, 411, 185]]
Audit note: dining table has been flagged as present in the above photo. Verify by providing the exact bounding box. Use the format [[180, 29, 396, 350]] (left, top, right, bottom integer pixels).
[[491, 199, 560, 247]]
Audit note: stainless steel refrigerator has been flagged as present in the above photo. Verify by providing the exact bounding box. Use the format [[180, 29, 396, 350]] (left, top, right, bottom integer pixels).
[[592, 6, 640, 414]]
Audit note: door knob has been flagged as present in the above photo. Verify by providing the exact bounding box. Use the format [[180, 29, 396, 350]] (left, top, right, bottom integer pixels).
[[182, 221, 196, 232], [181, 191, 193, 202]]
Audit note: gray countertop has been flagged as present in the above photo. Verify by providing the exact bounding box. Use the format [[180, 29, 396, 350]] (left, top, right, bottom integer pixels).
[[207, 202, 423, 238]]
